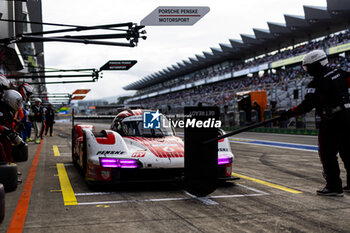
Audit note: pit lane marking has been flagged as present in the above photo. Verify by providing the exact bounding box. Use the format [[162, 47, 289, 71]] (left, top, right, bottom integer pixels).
[[53, 145, 60, 156], [58, 168, 268, 206], [56, 163, 78, 205], [77, 192, 268, 206], [75, 184, 268, 206], [232, 172, 302, 194], [184, 192, 219, 205], [75, 192, 118, 196], [7, 139, 43, 233], [230, 138, 317, 152], [59, 153, 73, 156]]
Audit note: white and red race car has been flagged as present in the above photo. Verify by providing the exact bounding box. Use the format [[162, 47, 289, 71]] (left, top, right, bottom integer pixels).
[[72, 109, 235, 186]]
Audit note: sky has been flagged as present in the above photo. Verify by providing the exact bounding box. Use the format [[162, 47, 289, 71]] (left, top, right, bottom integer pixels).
[[41, 0, 327, 103]]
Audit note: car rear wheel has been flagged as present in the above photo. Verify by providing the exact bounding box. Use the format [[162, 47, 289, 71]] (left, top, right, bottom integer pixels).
[[71, 128, 77, 166], [82, 132, 87, 179]]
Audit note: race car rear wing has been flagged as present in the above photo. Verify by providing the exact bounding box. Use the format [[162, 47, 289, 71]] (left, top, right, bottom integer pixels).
[[71, 109, 116, 128], [71, 108, 139, 128]]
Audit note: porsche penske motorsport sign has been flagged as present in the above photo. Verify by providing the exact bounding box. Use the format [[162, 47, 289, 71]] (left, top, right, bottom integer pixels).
[[141, 6, 210, 26], [100, 60, 137, 71], [71, 95, 86, 100]]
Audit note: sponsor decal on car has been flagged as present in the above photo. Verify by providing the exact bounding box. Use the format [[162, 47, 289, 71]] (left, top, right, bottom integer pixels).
[[87, 164, 97, 177], [218, 148, 229, 152], [101, 170, 111, 180], [96, 151, 125, 155], [131, 151, 146, 157], [225, 164, 232, 177], [129, 137, 184, 158]]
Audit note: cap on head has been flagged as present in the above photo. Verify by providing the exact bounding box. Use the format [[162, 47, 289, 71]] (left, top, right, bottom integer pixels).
[[34, 97, 42, 103]]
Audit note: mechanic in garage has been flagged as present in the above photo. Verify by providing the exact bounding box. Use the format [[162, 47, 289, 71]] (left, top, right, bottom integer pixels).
[[282, 49, 350, 197]]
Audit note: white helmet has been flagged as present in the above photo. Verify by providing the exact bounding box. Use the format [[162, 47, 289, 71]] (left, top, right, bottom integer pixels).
[[33, 97, 42, 103], [18, 83, 34, 101], [0, 74, 10, 91], [2, 90, 23, 112], [302, 50, 328, 71]]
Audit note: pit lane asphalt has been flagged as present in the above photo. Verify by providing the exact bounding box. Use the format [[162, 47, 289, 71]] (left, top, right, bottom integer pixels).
[[2, 122, 350, 233]]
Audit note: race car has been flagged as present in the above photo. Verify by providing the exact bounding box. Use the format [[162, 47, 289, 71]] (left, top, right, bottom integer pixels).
[[72, 109, 235, 186]]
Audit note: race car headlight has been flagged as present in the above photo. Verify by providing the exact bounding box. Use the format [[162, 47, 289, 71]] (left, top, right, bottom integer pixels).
[[218, 156, 233, 165], [100, 158, 139, 168]]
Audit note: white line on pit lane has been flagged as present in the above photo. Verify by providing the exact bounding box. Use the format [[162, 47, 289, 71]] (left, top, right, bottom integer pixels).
[[58, 153, 72, 156], [77, 197, 190, 206], [75, 192, 118, 196], [75, 184, 268, 206], [77, 193, 268, 206], [63, 163, 75, 166], [184, 192, 219, 205], [235, 183, 268, 195]]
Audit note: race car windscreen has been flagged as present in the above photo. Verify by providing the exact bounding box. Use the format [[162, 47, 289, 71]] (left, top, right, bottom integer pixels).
[[121, 116, 174, 137]]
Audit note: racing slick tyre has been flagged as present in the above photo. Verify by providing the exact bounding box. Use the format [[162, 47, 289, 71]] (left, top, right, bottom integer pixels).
[[82, 132, 88, 179], [71, 128, 77, 166], [0, 162, 18, 192], [12, 144, 28, 162], [0, 183, 5, 223]]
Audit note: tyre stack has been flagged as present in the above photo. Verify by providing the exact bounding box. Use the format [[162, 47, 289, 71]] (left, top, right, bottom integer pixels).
[[0, 162, 18, 192], [0, 162, 18, 224], [0, 183, 4, 223]]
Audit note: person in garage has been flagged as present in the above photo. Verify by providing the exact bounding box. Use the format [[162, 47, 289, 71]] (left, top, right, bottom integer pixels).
[[282, 49, 350, 196]]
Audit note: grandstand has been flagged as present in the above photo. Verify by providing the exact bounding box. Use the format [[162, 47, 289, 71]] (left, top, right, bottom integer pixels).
[[123, 0, 350, 126]]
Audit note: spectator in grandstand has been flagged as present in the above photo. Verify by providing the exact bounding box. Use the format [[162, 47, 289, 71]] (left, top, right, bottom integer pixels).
[[134, 30, 350, 99], [281, 49, 350, 197]]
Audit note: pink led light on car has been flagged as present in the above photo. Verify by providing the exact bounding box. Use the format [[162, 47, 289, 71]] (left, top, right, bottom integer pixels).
[[100, 158, 138, 168], [218, 156, 232, 165]]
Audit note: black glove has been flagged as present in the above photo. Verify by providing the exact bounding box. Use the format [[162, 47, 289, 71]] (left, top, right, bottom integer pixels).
[[280, 109, 292, 121]]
